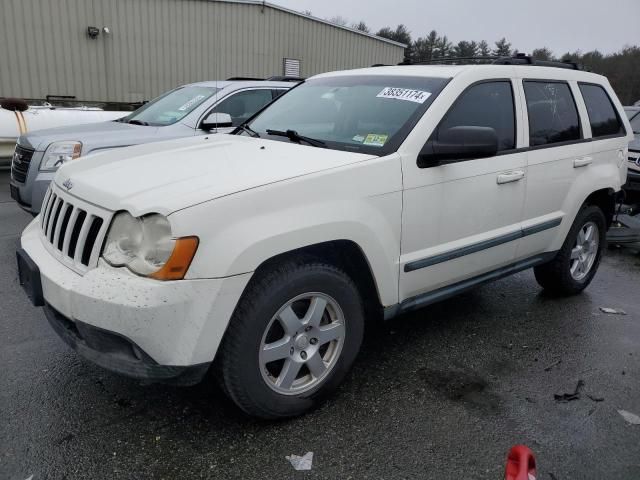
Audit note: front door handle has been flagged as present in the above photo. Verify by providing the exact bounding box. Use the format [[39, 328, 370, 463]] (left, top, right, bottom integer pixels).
[[497, 170, 525, 184], [574, 156, 593, 168]]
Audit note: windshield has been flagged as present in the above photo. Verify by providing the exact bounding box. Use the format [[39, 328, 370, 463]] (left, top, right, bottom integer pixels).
[[246, 75, 449, 155], [122, 85, 219, 126]]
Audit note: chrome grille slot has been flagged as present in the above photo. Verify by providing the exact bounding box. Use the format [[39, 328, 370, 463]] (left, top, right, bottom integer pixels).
[[68, 210, 87, 259], [81, 217, 104, 266], [39, 184, 112, 274], [57, 205, 73, 250], [48, 198, 64, 243]]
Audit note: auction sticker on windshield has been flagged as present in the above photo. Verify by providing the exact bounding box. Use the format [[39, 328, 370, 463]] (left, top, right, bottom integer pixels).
[[363, 134, 388, 147], [376, 87, 432, 104], [178, 95, 206, 111]]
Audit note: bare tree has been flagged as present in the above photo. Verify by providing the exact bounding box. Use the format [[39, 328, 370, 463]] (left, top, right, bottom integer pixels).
[[327, 15, 349, 26], [351, 21, 370, 33]]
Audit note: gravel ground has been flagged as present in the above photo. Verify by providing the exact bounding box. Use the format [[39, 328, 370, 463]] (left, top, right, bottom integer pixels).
[[1, 170, 639, 480]]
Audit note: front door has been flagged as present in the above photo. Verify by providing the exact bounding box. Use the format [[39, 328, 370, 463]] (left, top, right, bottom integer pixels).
[[400, 80, 527, 302]]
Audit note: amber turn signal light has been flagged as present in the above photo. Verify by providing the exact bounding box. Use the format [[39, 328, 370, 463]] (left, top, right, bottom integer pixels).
[[150, 236, 199, 280]]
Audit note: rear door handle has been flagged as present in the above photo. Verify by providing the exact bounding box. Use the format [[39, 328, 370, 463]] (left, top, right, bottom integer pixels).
[[574, 156, 593, 168], [497, 170, 525, 184]]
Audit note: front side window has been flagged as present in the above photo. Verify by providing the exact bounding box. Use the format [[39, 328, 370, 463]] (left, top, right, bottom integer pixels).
[[524, 81, 581, 146], [579, 83, 626, 138], [212, 89, 274, 126], [247, 75, 449, 155], [122, 85, 219, 126], [435, 81, 516, 152]]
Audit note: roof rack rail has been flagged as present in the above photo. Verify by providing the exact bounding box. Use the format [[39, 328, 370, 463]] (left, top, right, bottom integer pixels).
[[226, 76, 264, 81], [400, 53, 586, 71], [266, 76, 305, 82]]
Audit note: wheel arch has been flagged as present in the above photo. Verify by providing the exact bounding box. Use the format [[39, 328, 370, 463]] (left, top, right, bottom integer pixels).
[[582, 187, 617, 228], [247, 240, 384, 322]]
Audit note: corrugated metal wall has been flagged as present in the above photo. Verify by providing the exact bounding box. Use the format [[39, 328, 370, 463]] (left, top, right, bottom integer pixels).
[[0, 0, 405, 103]]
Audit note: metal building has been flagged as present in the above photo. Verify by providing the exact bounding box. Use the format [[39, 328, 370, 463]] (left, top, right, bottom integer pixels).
[[0, 0, 406, 104]]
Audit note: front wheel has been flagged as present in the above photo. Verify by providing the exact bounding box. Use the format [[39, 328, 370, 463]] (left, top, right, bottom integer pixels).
[[217, 260, 365, 419], [534, 205, 606, 295]]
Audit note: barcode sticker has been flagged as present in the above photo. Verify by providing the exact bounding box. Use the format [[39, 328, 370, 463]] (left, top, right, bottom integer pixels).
[[376, 87, 432, 104]]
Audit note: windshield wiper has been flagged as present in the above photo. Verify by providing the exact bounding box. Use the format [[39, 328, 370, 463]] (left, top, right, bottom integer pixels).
[[127, 119, 149, 126], [266, 129, 326, 148], [236, 124, 260, 138]]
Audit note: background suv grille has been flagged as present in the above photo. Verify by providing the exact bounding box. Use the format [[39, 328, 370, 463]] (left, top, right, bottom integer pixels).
[[11, 145, 35, 183], [40, 187, 108, 270]]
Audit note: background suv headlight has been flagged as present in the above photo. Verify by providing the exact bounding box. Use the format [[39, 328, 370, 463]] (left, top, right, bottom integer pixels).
[[39, 141, 82, 171], [102, 212, 198, 280]]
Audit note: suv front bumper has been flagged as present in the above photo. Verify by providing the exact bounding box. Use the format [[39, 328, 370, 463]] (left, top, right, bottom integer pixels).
[[19, 218, 251, 383]]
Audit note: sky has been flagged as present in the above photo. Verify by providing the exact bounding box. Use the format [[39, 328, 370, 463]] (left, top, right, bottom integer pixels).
[[274, 0, 639, 55]]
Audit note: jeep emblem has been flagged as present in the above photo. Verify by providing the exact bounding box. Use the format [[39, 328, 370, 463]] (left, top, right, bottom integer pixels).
[[62, 179, 74, 190]]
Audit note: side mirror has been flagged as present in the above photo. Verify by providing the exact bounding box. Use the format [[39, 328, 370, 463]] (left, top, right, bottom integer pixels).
[[418, 126, 499, 168], [201, 112, 233, 130]]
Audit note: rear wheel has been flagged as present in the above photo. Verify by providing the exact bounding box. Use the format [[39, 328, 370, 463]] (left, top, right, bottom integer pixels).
[[534, 205, 606, 295], [217, 259, 364, 419]]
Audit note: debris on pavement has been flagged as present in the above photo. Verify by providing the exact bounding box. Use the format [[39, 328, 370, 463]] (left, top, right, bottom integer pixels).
[[618, 410, 640, 425], [587, 394, 605, 402], [599, 307, 627, 315], [544, 359, 562, 372], [286, 452, 313, 471], [554, 380, 585, 402]]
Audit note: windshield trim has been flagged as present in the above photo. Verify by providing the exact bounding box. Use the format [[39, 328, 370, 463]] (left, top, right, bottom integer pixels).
[[244, 75, 452, 156]]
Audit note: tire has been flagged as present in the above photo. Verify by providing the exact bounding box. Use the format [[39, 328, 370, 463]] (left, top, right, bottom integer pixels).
[[216, 259, 365, 419], [534, 205, 607, 295]]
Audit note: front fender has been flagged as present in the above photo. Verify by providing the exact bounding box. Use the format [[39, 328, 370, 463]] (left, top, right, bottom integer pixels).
[[169, 156, 403, 306]]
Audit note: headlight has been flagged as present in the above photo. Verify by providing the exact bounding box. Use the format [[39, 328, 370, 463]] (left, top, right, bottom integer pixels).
[[102, 212, 198, 280], [40, 141, 82, 171]]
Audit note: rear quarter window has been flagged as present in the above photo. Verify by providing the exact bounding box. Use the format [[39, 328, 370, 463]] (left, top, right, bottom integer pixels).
[[523, 81, 581, 147], [578, 83, 626, 138]]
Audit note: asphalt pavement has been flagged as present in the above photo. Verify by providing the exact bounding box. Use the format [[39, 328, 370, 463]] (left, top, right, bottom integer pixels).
[[1, 170, 639, 480]]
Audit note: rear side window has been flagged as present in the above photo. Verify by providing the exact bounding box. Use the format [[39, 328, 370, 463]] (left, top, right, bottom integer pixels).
[[524, 81, 581, 146], [578, 83, 626, 138], [436, 81, 515, 151]]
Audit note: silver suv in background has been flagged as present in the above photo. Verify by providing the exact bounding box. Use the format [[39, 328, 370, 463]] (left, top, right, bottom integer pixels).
[[10, 79, 297, 214]]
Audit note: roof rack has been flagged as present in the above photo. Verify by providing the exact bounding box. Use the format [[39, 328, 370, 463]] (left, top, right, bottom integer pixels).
[[226, 76, 305, 82], [266, 76, 305, 82], [226, 76, 264, 81], [399, 53, 586, 71]]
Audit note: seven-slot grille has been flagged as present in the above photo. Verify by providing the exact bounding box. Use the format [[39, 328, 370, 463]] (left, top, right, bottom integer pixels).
[[11, 145, 35, 183], [40, 185, 110, 272]]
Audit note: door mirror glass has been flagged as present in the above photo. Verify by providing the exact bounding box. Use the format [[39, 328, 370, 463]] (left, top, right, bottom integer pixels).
[[418, 126, 499, 168], [201, 112, 233, 130]]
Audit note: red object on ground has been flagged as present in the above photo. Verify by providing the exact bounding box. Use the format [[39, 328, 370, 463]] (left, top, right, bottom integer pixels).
[[504, 445, 536, 480]]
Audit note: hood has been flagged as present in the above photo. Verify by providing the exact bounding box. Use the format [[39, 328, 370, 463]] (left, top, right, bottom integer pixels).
[[53, 134, 376, 215], [20, 120, 160, 152]]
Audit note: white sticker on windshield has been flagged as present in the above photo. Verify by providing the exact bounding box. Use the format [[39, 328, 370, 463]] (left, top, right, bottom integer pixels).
[[376, 87, 432, 104], [178, 95, 206, 111]]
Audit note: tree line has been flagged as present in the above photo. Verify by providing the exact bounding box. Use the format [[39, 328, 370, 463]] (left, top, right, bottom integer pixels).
[[321, 16, 640, 105]]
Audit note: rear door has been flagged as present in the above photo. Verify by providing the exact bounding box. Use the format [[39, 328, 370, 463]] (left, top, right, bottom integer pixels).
[[576, 81, 628, 178], [515, 78, 590, 260], [400, 78, 528, 300]]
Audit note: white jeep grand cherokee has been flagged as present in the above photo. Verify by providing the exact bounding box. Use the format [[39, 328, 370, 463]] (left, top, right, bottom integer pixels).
[[17, 62, 632, 418]]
